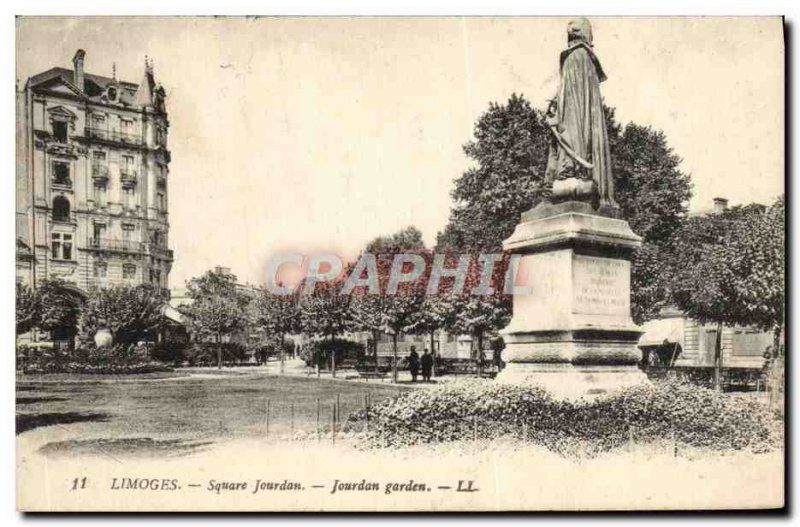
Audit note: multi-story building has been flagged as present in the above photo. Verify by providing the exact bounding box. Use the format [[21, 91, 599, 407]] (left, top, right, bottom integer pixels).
[[16, 49, 173, 296]]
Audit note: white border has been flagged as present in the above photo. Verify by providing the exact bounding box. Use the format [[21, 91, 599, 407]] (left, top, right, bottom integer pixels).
[[3, 1, 796, 525]]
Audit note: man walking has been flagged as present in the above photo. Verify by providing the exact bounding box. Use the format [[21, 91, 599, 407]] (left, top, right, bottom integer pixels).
[[421, 349, 434, 383]]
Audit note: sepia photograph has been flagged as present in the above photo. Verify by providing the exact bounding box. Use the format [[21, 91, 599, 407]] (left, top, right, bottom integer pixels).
[[12, 14, 786, 512]]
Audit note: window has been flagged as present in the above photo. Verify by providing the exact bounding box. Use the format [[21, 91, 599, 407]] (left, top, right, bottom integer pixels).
[[53, 121, 68, 142], [92, 223, 106, 245], [52, 196, 71, 222], [122, 155, 135, 171], [123, 264, 136, 280], [157, 191, 166, 211], [52, 162, 71, 186], [150, 269, 161, 286], [94, 261, 108, 278], [123, 187, 136, 209], [732, 330, 770, 357], [93, 151, 106, 162], [106, 87, 118, 102], [93, 181, 107, 205], [92, 114, 106, 128], [51, 233, 73, 260], [156, 126, 166, 146], [121, 118, 133, 133], [121, 223, 135, 247]]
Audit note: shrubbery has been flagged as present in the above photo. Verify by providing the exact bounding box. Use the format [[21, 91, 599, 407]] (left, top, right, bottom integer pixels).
[[348, 379, 780, 455], [183, 342, 249, 366], [300, 338, 365, 367], [18, 343, 171, 375]]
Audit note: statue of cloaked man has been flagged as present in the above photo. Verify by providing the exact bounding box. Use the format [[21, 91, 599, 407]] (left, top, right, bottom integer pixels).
[[543, 18, 617, 209]]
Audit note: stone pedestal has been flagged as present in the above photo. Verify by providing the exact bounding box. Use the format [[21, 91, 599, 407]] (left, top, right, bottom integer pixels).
[[497, 200, 648, 399]]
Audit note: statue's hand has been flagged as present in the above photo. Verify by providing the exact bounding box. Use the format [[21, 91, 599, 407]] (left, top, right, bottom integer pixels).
[[545, 101, 558, 127]]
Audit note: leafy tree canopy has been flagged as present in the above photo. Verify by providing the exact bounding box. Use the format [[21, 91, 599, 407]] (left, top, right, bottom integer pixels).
[[436, 94, 693, 323], [79, 284, 167, 347]]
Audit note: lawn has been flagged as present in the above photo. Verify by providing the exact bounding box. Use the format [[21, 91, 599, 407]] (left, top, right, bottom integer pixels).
[[16, 370, 411, 456]]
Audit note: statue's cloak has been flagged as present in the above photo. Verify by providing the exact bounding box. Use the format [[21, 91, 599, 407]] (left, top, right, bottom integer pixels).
[[554, 40, 616, 207]]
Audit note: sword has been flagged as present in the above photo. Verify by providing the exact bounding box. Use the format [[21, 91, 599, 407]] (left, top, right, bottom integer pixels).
[[547, 123, 594, 170]]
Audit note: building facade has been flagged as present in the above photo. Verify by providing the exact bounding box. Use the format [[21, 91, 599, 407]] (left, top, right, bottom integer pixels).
[[16, 50, 173, 294]]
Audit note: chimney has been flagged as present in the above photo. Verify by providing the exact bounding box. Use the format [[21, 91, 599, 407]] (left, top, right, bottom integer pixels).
[[713, 197, 729, 214], [72, 49, 86, 92]]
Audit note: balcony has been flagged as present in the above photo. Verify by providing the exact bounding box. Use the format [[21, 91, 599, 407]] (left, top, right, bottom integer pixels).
[[91, 164, 109, 182], [51, 177, 73, 190], [51, 211, 77, 224], [84, 127, 144, 147], [87, 237, 146, 254], [148, 244, 174, 261], [120, 168, 138, 188]]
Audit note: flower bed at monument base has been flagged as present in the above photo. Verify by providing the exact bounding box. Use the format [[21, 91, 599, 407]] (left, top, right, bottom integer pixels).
[[347, 379, 781, 456]]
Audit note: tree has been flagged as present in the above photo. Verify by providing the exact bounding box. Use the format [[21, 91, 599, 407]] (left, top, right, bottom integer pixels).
[[79, 284, 167, 348], [612, 122, 693, 322], [188, 295, 247, 369], [349, 292, 388, 370], [366, 226, 426, 254], [16, 282, 40, 335], [384, 285, 425, 383], [441, 293, 511, 376], [350, 227, 429, 383], [668, 200, 784, 390], [36, 278, 81, 339], [436, 95, 693, 322], [300, 279, 352, 377], [187, 267, 251, 308], [436, 94, 549, 252], [255, 288, 300, 373], [184, 267, 251, 368], [730, 197, 785, 349], [412, 295, 450, 377]]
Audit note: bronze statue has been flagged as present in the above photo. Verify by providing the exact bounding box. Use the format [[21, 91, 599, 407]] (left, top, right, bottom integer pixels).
[[544, 18, 616, 208]]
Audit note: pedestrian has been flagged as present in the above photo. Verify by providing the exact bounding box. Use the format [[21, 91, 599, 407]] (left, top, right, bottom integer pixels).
[[408, 346, 420, 383], [421, 348, 434, 383]]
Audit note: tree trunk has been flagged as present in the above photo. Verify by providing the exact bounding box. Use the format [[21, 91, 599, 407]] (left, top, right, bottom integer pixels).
[[477, 332, 484, 378], [713, 322, 723, 392], [373, 329, 380, 373], [430, 330, 437, 377], [279, 333, 285, 374], [773, 323, 783, 359], [331, 345, 337, 378], [217, 332, 223, 370], [392, 334, 398, 384]]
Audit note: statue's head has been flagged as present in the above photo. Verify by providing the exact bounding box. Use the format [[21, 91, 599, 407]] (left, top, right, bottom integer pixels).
[[567, 18, 593, 46]]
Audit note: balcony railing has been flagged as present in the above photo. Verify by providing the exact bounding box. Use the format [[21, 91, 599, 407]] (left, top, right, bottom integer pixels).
[[51, 177, 73, 189], [87, 237, 146, 253], [91, 164, 109, 180], [120, 168, 138, 187], [52, 211, 77, 224], [84, 127, 144, 146], [148, 244, 174, 260]]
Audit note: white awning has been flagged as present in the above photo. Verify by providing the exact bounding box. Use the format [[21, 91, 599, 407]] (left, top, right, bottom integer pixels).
[[638, 318, 684, 347]]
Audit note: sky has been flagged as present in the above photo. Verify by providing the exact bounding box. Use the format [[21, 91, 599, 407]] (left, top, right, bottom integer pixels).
[[16, 17, 785, 288]]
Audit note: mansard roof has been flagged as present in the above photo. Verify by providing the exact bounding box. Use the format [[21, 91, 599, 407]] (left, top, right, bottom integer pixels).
[[27, 67, 142, 108]]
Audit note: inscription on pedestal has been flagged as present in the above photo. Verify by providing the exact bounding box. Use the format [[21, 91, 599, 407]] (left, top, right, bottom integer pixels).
[[572, 255, 630, 316]]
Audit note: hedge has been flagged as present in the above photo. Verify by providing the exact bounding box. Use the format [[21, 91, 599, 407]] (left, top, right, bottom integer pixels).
[[347, 379, 781, 456]]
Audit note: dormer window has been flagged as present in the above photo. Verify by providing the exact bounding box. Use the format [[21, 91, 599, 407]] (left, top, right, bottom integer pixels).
[[107, 86, 118, 102]]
